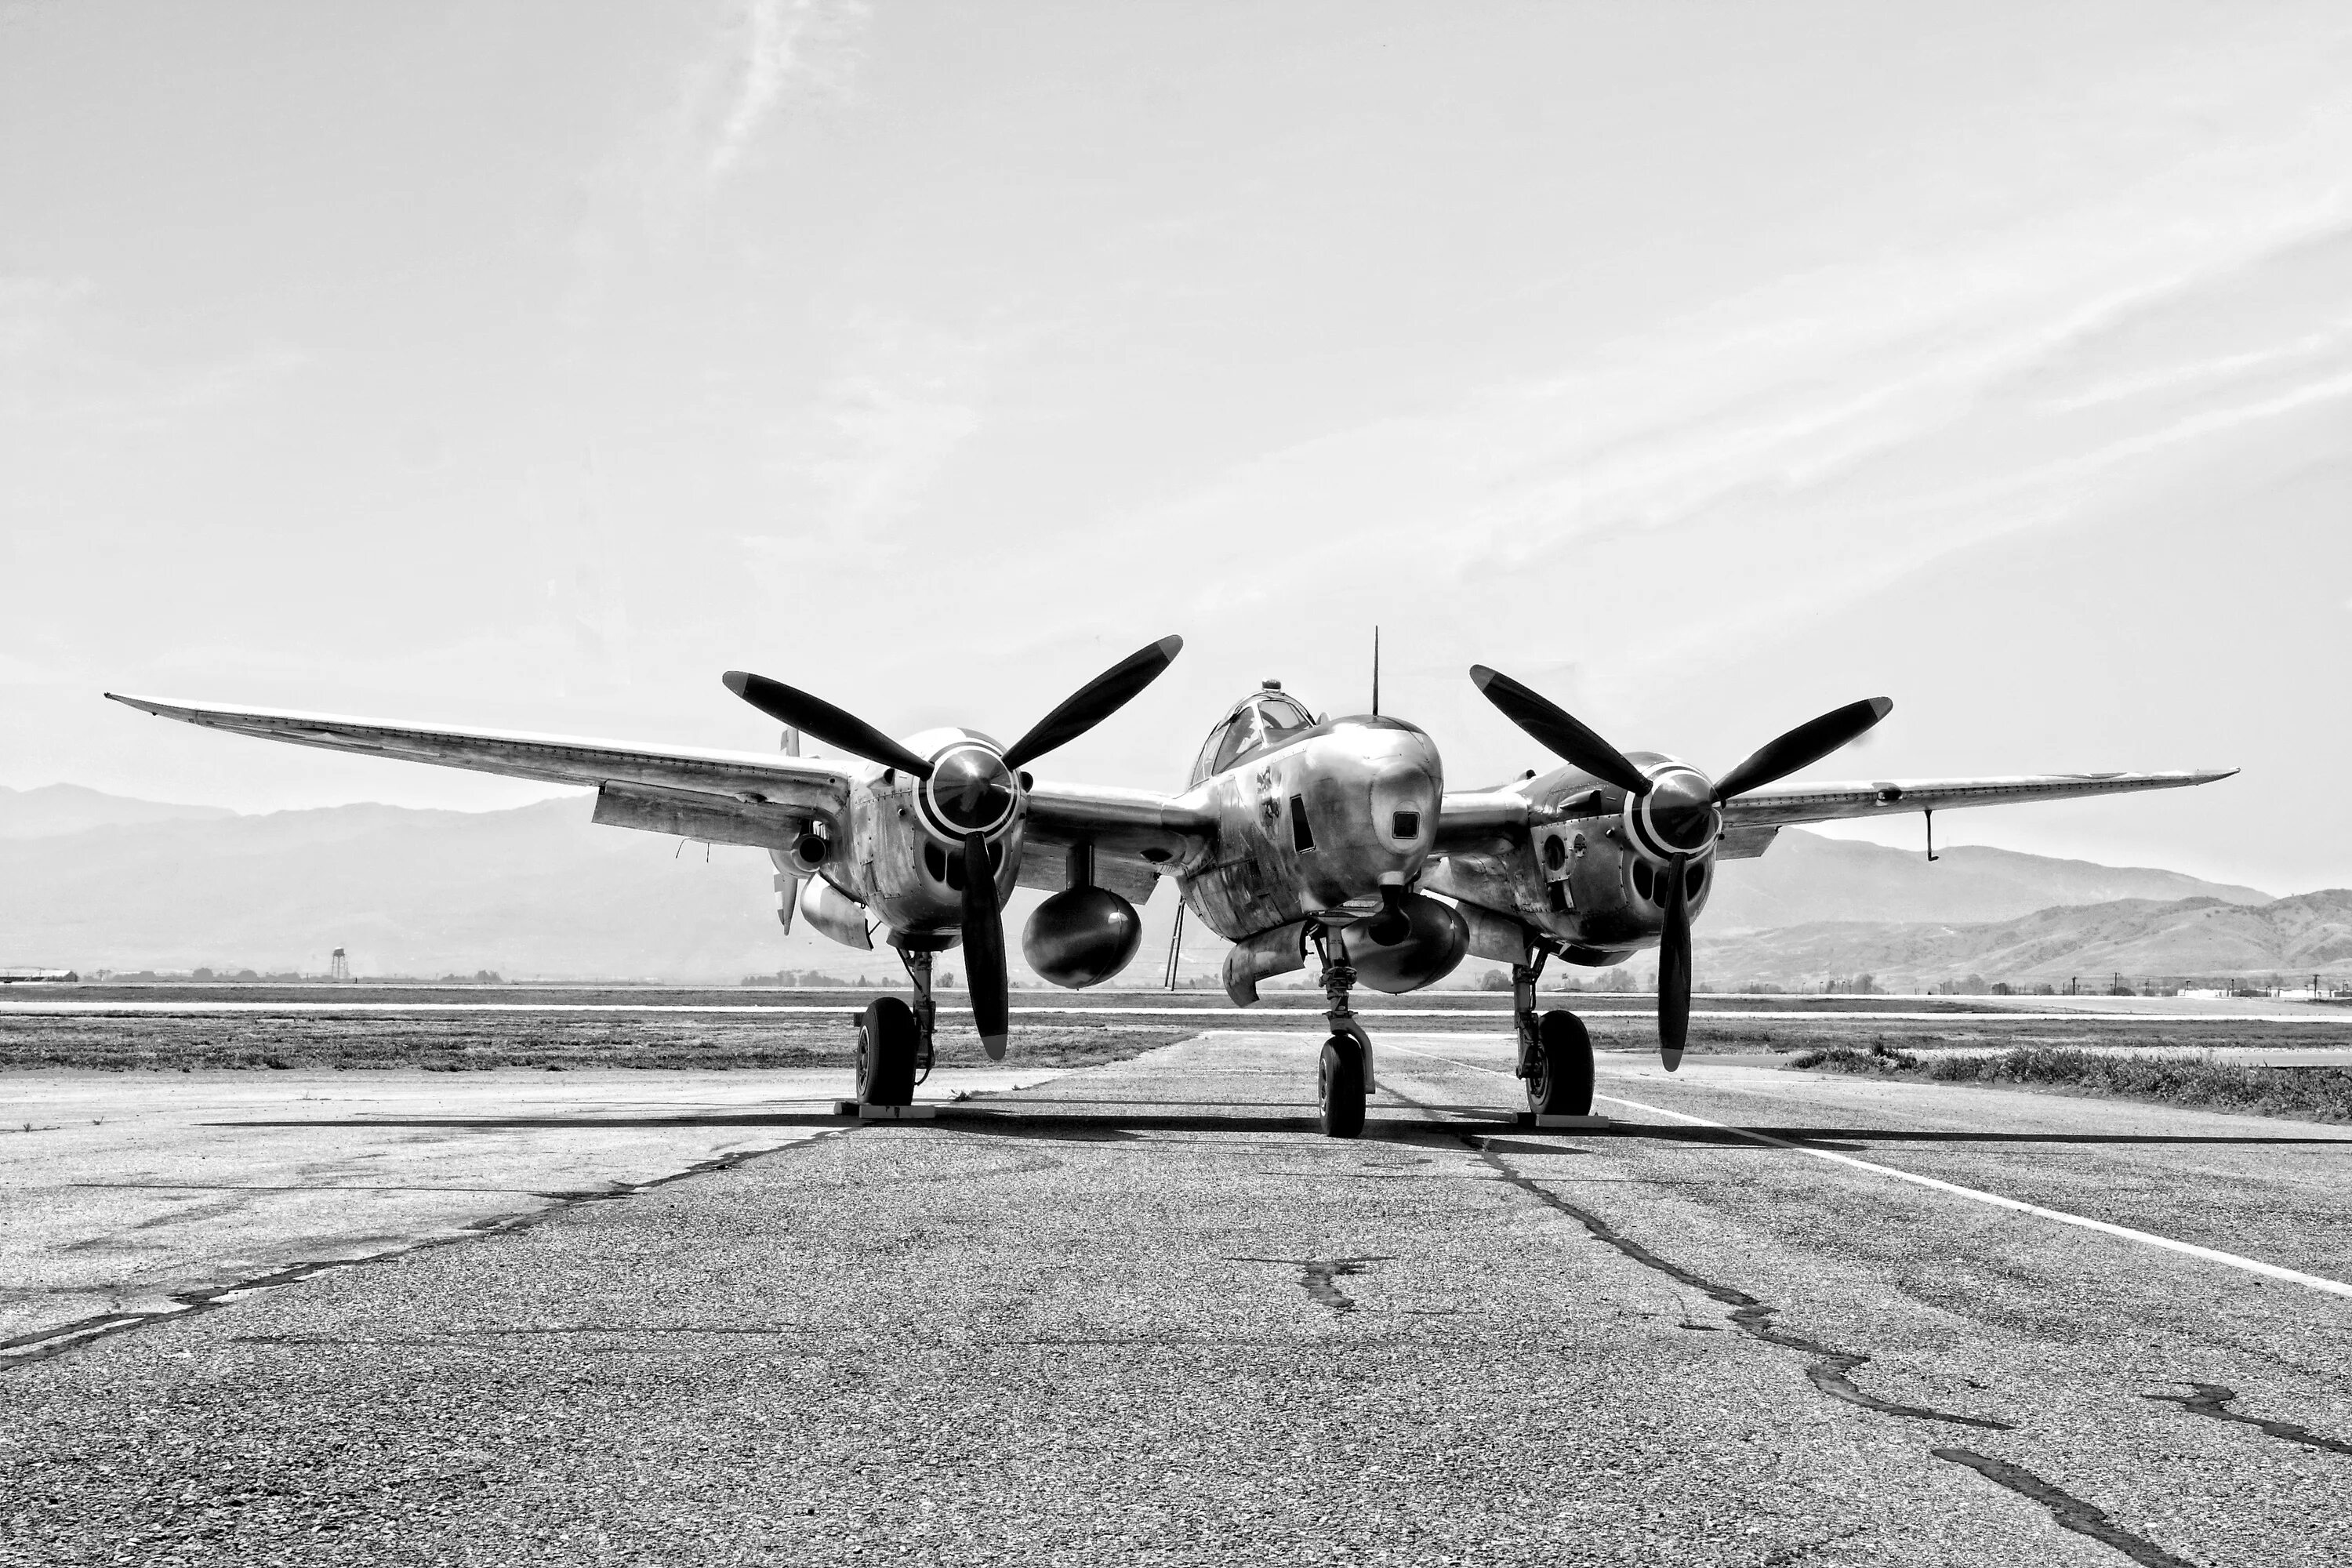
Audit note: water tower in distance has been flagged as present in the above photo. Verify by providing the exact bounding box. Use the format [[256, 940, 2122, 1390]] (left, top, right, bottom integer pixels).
[[328, 948, 351, 984]]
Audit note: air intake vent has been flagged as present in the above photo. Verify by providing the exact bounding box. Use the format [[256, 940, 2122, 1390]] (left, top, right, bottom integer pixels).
[[1290, 795, 1315, 851]]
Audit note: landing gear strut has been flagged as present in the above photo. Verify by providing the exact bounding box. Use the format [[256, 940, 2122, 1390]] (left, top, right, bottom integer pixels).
[[1512, 946, 1595, 1118], [844, 936, 946, 1113], [1312, 925, 1374, 1139]]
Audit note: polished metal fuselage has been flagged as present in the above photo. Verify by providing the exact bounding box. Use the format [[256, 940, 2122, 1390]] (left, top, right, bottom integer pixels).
[[1171, 714, 1443, 942]]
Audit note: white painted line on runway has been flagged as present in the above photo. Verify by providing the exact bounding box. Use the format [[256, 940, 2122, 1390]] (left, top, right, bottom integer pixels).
[[1380, 1042, 2352, 1302], [6, 1002, 2350, 1023], [1595, 1091, 2352, 1301]]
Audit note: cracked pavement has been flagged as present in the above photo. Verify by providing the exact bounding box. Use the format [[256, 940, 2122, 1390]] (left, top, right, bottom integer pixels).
[[3, 1031, 2350, 1566]]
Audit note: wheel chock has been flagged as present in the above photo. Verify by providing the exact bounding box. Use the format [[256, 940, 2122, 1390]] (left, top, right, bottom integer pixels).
[[832, 1101, 938, 1120], [1526, 1112, 1610, 1130]]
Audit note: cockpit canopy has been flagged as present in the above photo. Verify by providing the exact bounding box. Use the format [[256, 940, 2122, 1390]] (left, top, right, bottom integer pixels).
[[1191, 687, 1316, 783]]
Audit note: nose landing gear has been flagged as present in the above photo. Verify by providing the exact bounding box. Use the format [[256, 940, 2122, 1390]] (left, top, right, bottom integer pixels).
[[1312, 927, 1374, 1138]]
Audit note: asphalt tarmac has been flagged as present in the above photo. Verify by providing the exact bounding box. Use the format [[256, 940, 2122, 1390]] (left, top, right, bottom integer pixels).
[[5, 1033, 2350, 1566]]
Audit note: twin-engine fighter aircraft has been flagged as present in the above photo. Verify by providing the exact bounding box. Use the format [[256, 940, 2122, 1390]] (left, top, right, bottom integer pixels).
[[107, 649, 2233, 1142], [1425, 666, 2237, 1120]]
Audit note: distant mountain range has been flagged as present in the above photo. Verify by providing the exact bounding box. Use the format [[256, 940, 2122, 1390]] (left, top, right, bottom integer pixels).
[[1697, 891, 2352, 989], [0, 786, 2313, 985], [1700, 828, 2270, 930], [0, 793, 853, 982], [0, 784, 235, 838]]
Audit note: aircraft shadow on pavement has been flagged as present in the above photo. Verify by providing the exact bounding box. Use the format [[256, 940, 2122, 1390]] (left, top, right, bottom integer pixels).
[[214, 1113, 848, 1131], [209, 1111, 2352, 1151], [947, 1116, 2352, 1154]]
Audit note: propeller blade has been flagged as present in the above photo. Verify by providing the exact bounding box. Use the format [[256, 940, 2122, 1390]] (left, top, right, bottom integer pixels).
[[1001, 635, 1185, 771], [960, 832, 1010, 1059], [1658, 853, 1692, 1072], [722, 671, 935, 779], [1468, 666, 1650, 796], [1712, 697, 1893, 802]]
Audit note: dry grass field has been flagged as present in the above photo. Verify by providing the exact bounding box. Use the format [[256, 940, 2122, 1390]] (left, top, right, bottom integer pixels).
[[0, 1010, 1187, 1073]]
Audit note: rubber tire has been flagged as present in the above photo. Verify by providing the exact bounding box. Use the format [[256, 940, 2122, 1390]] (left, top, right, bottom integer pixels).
[[856, 996, 919, 1106], [1528, 1009, 1595, 1117], [1318, 1033, 1367, 1139]]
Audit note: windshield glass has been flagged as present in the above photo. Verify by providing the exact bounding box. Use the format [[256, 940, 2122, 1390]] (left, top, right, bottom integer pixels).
[[1214, 700, 1327, 771], [1256, 697, 1312, 738]]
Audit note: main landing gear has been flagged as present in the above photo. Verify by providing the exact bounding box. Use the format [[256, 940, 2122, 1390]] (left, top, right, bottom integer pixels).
[[1512, 948, 1595, 1119], [841, 935, 946, 1117], [1311, 927, 1375, 1139]]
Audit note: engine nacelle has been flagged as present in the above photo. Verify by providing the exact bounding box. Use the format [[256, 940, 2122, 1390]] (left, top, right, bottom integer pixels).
[[1338, 891, 1468, 994], [768, 828, 830, 879], [1022, 886, 1142, 989]]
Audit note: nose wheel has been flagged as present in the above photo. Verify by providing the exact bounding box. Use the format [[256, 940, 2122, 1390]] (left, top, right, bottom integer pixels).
[[1318, 1033, 1367, 1137], [1310, 928, 1375, 1138]]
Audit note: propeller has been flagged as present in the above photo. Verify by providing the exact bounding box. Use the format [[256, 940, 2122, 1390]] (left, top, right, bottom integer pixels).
[[721, 671, 937, 778], [961, 832, 1009, 1058], [1657, 855, 1691, 1071], [1468, 666, 1650, 795], [1469, 667, 1891, 1068], [723, 636, 1184, 1059], [1711, 697, 1894, 802], [1003, 636, 1185, 770]]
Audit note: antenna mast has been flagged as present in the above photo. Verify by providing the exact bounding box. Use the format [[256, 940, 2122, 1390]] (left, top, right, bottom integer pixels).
[[1370, 626, 1380, 717]]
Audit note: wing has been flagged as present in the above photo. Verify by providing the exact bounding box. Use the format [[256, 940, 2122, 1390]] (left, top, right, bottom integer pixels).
[[105, 692, 855, 846], [1018, 781, 1217, 905], [1720, 768, 2236, 829]]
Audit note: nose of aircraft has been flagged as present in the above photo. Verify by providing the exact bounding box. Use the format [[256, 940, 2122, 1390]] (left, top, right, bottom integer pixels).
[[1305, 717, 1444, 890]]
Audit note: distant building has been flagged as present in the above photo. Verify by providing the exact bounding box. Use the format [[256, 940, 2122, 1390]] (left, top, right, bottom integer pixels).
[[0, 968, 78, 983]]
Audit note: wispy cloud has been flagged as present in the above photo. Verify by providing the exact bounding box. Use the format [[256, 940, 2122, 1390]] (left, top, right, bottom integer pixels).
[[564, 0, 869, 324], [706, 0, 866, 183]]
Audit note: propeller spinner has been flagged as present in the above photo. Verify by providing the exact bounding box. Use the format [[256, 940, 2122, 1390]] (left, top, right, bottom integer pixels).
[[1469, 666, 1891, 1069], [724, 636, 1184, 1058]]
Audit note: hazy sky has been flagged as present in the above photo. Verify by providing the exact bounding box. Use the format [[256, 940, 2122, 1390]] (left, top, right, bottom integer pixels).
[[5, 1, 2349, 893]]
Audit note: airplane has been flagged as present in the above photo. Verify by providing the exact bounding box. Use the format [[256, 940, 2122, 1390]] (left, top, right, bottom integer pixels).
[[104, 650, 2234, 1143], [1424, 666, 2238, 1121], [104, 641, 1468, 1137]]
